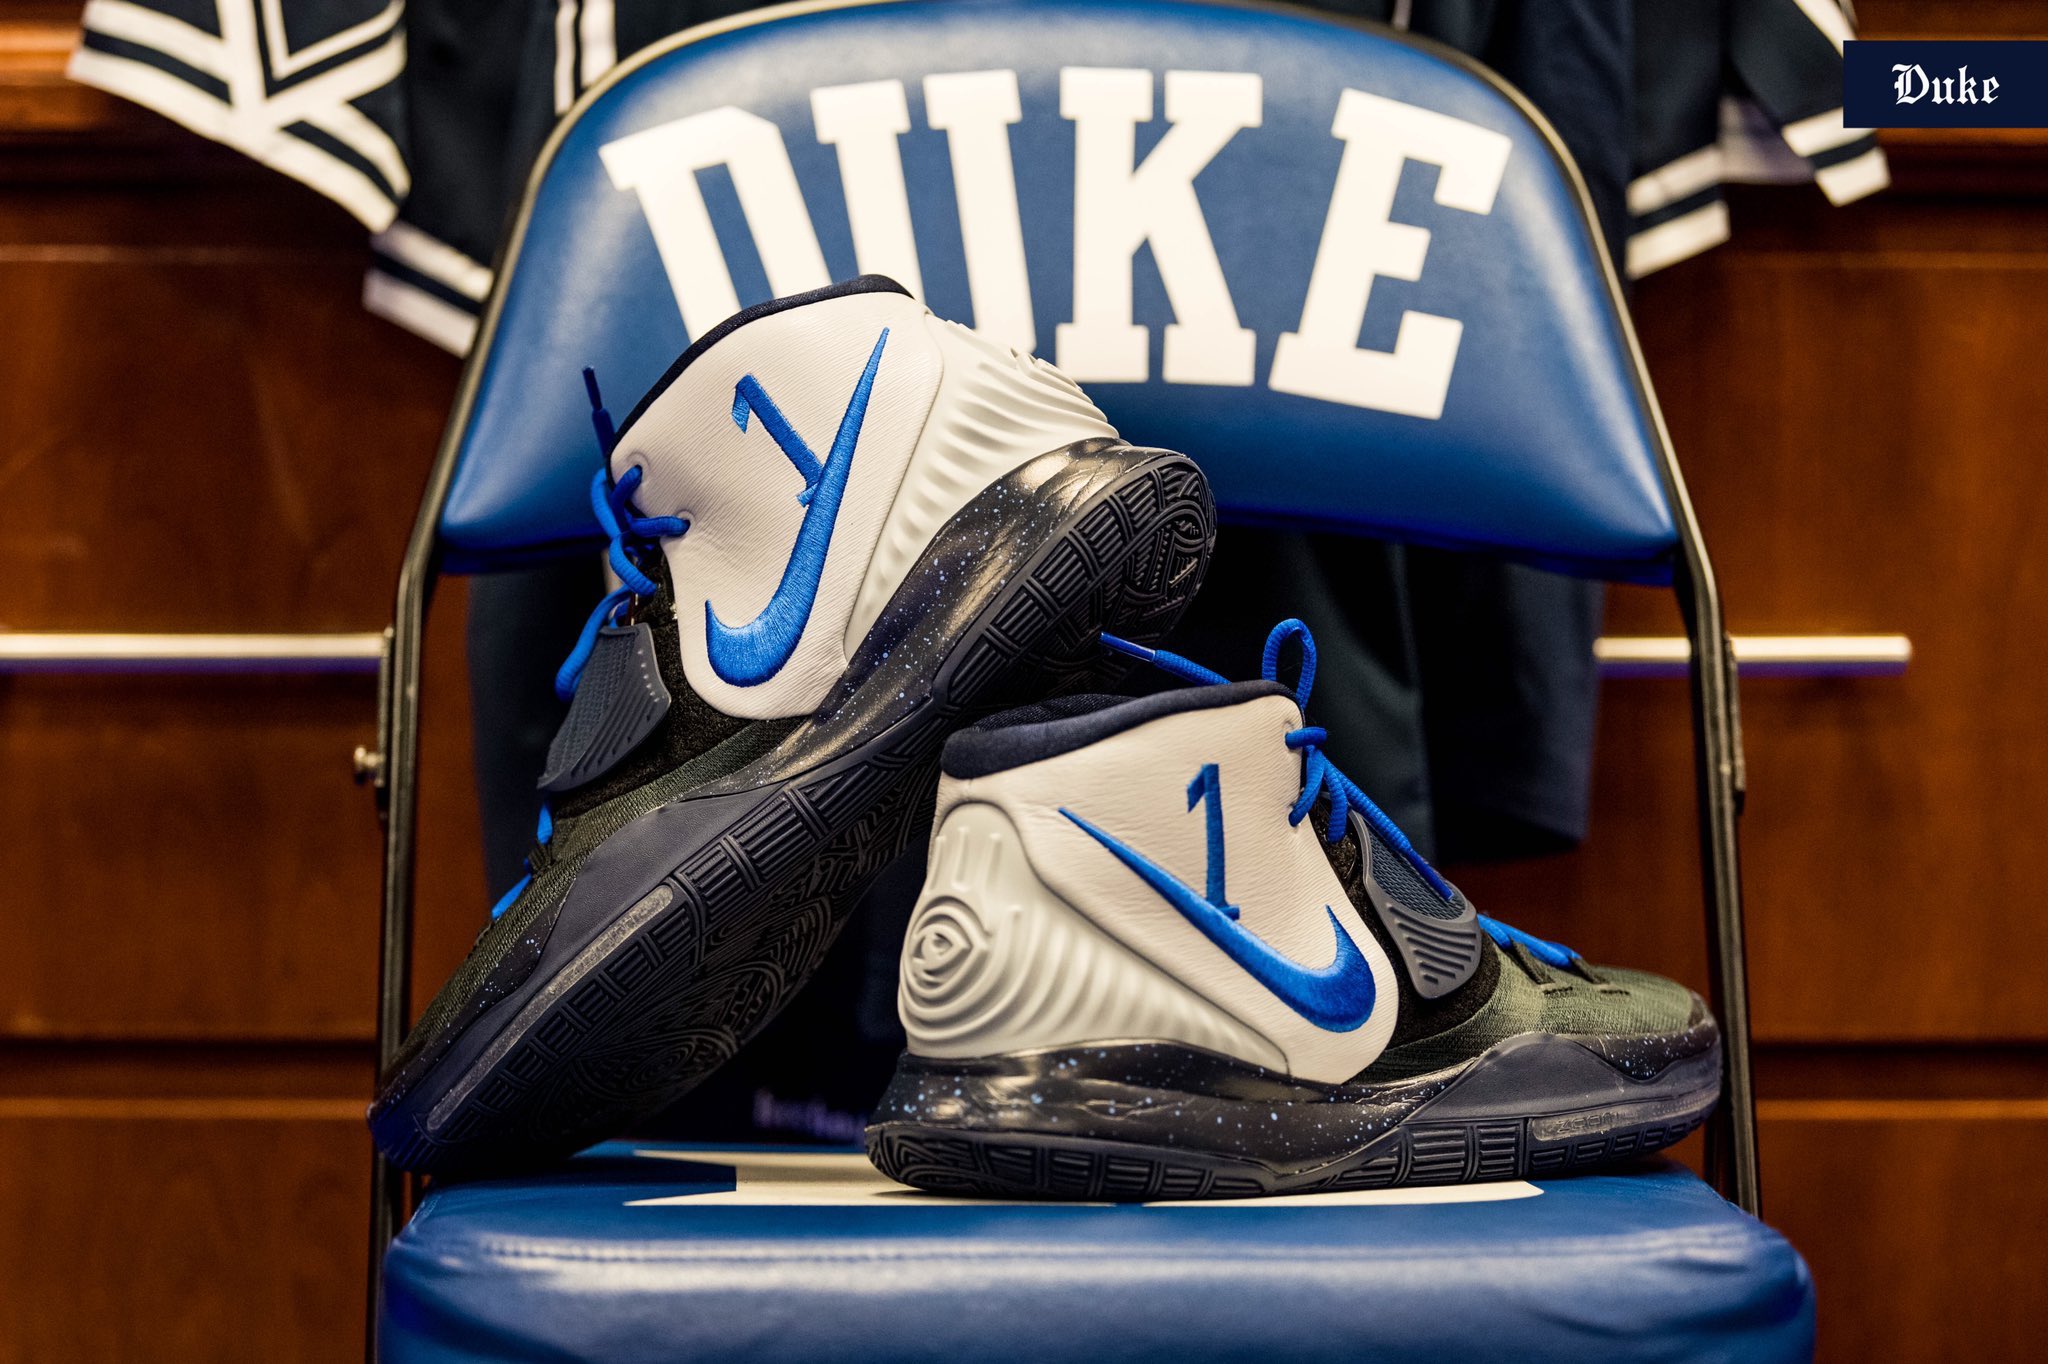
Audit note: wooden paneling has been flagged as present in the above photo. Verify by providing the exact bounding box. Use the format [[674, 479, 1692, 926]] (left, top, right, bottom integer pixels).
[[0, 608, 483, 1040], [0, 1040, 372, 1097], [0, 1113, 367, 1363], [0, 161, 484, 1044], [0, 31, 485, 1363], [1452, 201, 2048, 1043], [1859, 0, 2045, 37], [1759, 1044, 2048, 1101], [0, 7, 128, 139], [1761, 1106, 2048, 1364], [0, 251, 456, 630]]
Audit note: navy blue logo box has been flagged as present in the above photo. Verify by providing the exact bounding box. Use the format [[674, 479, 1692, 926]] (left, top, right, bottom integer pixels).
[[1844, 40, 2048, 129]]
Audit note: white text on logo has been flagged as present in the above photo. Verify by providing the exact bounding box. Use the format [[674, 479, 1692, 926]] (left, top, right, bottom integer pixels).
[[1892, 63, 2000, 105]]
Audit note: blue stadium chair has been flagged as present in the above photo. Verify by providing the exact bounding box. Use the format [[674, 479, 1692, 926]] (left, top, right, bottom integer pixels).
[[362, 0, 1781, 1356]]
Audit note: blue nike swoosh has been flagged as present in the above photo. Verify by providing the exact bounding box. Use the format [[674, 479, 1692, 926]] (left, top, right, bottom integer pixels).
[[705, 328, 890, 686], [1061, 808, 1376, 1033]]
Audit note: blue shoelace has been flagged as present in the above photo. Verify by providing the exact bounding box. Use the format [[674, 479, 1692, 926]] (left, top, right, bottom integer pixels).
[[1102, 619, 1579, 969], [553, 369, 690, 702], [491, 369, 688, 921]]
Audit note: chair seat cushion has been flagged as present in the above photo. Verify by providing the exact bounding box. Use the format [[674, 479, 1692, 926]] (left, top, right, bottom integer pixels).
[[379, 1144, 1813, 1364]]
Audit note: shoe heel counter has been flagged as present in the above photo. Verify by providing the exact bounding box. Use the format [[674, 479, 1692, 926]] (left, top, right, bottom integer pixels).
[[848, 317, 1120, 648], [900, 799, 1283, 1068]]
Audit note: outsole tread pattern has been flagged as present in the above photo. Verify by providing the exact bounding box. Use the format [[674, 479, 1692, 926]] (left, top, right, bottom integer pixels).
[[865, 1094, 1716, 1201]]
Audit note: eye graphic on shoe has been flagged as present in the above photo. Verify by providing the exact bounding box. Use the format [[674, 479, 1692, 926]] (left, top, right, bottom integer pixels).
[[902, 898, 994, 1017], [910, 918, 971, 975]]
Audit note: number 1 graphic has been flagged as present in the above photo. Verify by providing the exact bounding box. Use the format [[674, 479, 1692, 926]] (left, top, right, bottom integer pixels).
[[1185, 763, 1234, 915]]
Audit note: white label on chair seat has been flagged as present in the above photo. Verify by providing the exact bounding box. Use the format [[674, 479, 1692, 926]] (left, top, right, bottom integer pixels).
[[624, 1148, 1543, 1208]]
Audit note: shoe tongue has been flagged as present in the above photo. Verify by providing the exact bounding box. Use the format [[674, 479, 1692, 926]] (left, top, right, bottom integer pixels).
[[1313, 796, 1369, 897], [539, 621, 671, 794]]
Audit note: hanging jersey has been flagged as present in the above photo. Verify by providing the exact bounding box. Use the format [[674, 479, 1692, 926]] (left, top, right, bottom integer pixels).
[[70, 0, 1883, 355], [1629, 0, 1888, 278]]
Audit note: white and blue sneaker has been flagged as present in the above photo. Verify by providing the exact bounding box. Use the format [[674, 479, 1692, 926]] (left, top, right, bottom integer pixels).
[[867, 621, 1719, 1198], [371, 277, 1214, 1175]]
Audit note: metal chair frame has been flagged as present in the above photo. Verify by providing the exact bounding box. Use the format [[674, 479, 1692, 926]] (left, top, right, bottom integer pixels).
[[357, 0, 1758, 1351]]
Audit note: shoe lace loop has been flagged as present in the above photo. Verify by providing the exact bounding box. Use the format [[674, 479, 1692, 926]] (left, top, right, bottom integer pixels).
[[1102, 618, 1578, 969], [492, 368, 686, 923], [553, 368, 689, 703]]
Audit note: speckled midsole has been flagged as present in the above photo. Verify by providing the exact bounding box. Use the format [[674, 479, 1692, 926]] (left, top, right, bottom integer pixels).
[[870, 1025, 1721, 1182]]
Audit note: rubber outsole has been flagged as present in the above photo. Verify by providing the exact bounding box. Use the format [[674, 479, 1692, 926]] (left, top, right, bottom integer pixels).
[[865, 1032, 1720, 1200], [372, 447, 1215, 1176]]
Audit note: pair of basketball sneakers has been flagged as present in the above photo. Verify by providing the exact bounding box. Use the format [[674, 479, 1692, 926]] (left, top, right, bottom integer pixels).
[[369, 276, 1720, 1199]]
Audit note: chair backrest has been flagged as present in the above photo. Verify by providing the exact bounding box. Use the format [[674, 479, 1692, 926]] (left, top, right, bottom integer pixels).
[[435, 0, 1679, 583]]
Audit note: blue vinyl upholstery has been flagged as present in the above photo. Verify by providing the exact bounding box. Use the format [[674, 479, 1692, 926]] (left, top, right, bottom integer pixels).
[[438, 0, 1679, 580], [379, 1145, 1814, 1363]]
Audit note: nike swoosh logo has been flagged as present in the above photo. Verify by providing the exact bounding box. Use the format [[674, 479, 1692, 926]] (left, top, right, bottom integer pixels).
[[705, 328, 890, 686], [1061, 808, 1376, 1033]]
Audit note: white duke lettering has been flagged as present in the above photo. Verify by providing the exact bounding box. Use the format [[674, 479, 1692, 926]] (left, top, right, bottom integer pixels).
[[600, 69, 1513, 420], [1891, 63, 2000, 106]]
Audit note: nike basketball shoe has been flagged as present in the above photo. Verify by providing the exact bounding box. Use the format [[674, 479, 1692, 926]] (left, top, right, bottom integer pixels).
[[370, 276, 1215, 1175], [867, 620, 1719, 1198]]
